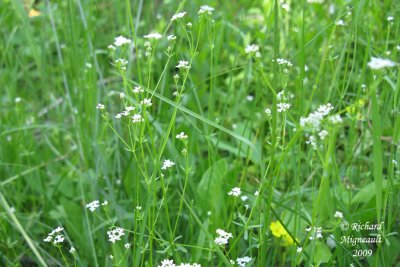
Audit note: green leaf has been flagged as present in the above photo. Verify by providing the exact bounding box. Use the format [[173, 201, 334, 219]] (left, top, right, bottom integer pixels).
[[314, 242, 332, 265]]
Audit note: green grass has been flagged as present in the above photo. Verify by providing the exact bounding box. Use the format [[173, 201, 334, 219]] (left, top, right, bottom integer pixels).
[[1, 0, 400, 266]]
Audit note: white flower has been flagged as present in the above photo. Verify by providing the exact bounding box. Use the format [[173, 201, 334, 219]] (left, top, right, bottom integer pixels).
[[69, 247, 76, 253], [228, 187, 241, 197], [236, 256, 252, 267], [85, 62, 92, 69], [275, 58, 293, 67], [161, 159, 175, 170], [246, 95, 254, 101], [43, 236, 52, 242], [107, 227, 125, 243], [140, 98, 152, 107], [306, 136, 317, 150], [120, 93, 125, 99], [214, 229, 233, 246], [336, 19, 345, 26], [198, 5, 214, 15], [300, 103, 334, 130], [132, 114, 144, 123], [167, 35, 177, 41], [318, 130, 328, 140], [367, 57, 397, 69], [277, 102, 291, 112], [297, 247, 303, 253], [133, 86, 144, 94], [171, 12, 187, 22], [108, 44, 116, 50], [114, 35, 132, 47], [245, 44, 259, 54], [124, 243, 131, 249], [176, 60, 191, 70], [158, 259, 176, 267], [144, 33, 162, 40], [329, 114, 342, 124], [387, 16, 394, 22], [115, 58, 128, 66], [334, 211, 343, 219], [241, 195, 248, 201], [86, 200, 100, 212], [393, 159, 398, 166], [53, 234, 65, 244], [96, 103, 105, 110], [176, 132, 188, 139], [102, 200, 108, 206]]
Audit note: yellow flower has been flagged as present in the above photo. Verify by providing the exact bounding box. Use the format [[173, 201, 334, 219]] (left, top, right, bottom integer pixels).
[[270, 221, 295, 246], [28, 9, 41, 18]]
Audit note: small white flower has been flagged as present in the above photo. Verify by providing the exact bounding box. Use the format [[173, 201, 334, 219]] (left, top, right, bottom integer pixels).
[[327, 234, 336, 249], [161, 159, 175, 170], [114, 35, 132, 47], [245, 44, 259, 54], [393, 159, 398, 166], [167, 35, 177, 41], [246, 95, 254, 101], [236, 256, 252, 267], [329, 114, 342, 124], [133, 86, 144, 94], [241, 195, 248, 201], [107, 227, 125, 243], [108, 44, 116, 50], [275, 58, 293, 67], [176, 132, 188, 139], [102, 200, 108, 206], [254, 190, 259, 196], [171, 12, 187, 22], [198, 5, 214, 15], [132, 114, 144, 123], [158, 259, 175, 267], [228, 187, 241, 197], [297, 247, 303, 253], [69, 247, 76, 253], [336, 19, 345, 26], [387, 16, 394, 22], [86, 200, 100, 212], [96, 103, 105, 110], [367, 57, 397, 69], [264, 108, 271, 116], [176, 60, 191, 70], [334, 211, 343, 219], [306, 136, 317, 150], [140, 98, 152, 107], [136, 206, 142, 211], [318, 130, 328, 140], [85, 62, 92, 69], [277, 102, 291, 112], [43, 236, 52, 242], [214, 229, 233, 246], [53, 234, 65, 244], [144, 33, 162, 40], [124, 243, 131, 249], [186, 22, 193, 28]]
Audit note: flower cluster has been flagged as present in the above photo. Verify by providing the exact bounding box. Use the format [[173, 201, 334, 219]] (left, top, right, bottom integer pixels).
[[161, 159, 175, 170], [300, 103, 334, 130], [43, 226, 65, 245], [198, 5, 214, 15], [113, 35, 132, 47], [176, 132, 188, 139], [107, 227, 125, 243], [245, 44, 261, 57], [306, 226, 323, 240], [228, 187, 241, 197], [236, 256, 252, 267], [214, 229, 233, 246], [115, 106, 135, 119], [171, 12, 187, 22], [158, 259, 201, 267], [176, 60, 191, 70], [367, 57, 397, 69], [144, 33, 162, 40]]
